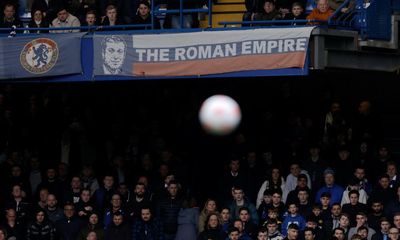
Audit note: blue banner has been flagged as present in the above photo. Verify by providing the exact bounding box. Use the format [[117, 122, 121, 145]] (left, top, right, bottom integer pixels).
[[0, 33, 84, 79]]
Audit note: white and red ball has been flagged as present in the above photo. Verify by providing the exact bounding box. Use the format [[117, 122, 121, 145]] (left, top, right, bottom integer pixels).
[[199, 95, 242, 135]]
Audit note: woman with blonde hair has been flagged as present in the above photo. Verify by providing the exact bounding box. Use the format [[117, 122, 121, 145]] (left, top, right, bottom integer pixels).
[[198, 199, 218, 232]]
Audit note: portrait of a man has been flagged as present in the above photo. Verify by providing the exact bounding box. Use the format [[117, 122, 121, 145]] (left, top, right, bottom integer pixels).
[[101, 35, 127, 75]]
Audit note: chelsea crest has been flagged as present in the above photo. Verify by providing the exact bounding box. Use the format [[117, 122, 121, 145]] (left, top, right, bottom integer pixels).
[[20, 38, 59, 74]]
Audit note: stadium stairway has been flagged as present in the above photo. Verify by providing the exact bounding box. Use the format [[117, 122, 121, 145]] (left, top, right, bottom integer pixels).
[[199, 0, 246, 28]]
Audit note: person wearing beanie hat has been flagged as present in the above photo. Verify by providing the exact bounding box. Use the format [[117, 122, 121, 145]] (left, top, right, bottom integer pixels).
[[315, 169, 344, 207]]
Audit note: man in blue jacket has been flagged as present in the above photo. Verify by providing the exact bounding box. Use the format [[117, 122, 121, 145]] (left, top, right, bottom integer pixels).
[[315, 169, 344, 207]]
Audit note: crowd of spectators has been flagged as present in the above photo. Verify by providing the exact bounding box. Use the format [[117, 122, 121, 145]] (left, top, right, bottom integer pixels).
[[0, 0, 359, 33], [0, 80, 397, 240]]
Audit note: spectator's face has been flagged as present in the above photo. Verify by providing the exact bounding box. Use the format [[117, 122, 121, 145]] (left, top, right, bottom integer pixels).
[[81, 190, 91, 202], [272, 193, 281, 205], [263, 2, 275, 13], [36, 211, 45, 223], [104, 176, 114, 188], [257, 231, 268, 240], [297, 177, 307, 188], [387, 164, 397, 178], [0, 229, 5, 240], [233, 221, 243, 232], [138, 4, 150, 16], [357, 229, 368, 239], [206, 200, 216, 212], [288, 204, 297, 214], [106, 8, 117, 21], [208, 215, 219, 228], [292, 5, 303, 17], [40, 189, 49, 202], [287, 228, 299, 240], [324, 173, 334, 185], [320, 196, 330, 206], [141, 209, 151, 221], [317, 0, 329, 13], [354, 169, 365, 180], [239, 210, 250, 222], [271, 168, 280, 181], [267, 223, 277, 234], [138, 176, 148, 187], [111, 194, 121, 207], [389, 228, 400, 240], [290, 164, 301, 176], [304, 230, 314, 240], [379, 147, 389, 158], [230, 160, 240, 172], [159, 165, 169, 177], [312, 208, 321, 216], [221, 209, 230, 221], [168, 183, 178, 197], [57, 10, 69, 22], [268, 211, 278, 219], [306, 221, 317, 228], [349, 193, 359, 205], [86, 13, 96, 25], [135, 184, 145, 197], [47, 195, 57, 208], [371, 202, 383, 213], [6, 210, 16, 222], [331, 205, 341, 216], [394, 216, 400, 228], [334, 230, 345, 240], [338, 151, 350, 160], [381, 221, 390, 233], [113, 215, 123, 226], [86, 232, 97, 240], [339, 215, 349, 228], [11, 167, 21, 177], [356, 215, 366, 226], [4, 6, 15, 19], [229, 231, 240, 240], [379, 177, 390, 189], [33, 10, 43, 22], [89, 214, 98, 225], [310, 147, 320, 157], [71, 177, 81, 189], [233, 190, 244, 201], [298, 191, 308, 203], [118, 184, 128, 195], [47, 169, 56, 179], [64, 205, 74, 218], [263, 195, 272, 204], [12, 185, 22, 198]]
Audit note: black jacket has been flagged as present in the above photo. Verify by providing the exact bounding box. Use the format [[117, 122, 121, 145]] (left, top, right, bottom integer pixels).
[[26, 221, 56, 240], [105, 222, 131, 240]]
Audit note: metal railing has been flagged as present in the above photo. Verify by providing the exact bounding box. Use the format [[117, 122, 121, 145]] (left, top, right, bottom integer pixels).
[[219, 19, 327, 27]]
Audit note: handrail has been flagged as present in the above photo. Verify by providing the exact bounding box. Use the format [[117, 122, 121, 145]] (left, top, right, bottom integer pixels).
[[219, 19, 327, 27], [151, 0, 212, 29]]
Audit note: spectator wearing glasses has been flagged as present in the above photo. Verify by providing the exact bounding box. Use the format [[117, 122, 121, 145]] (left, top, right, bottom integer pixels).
[[55, 202, 84, 240]]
